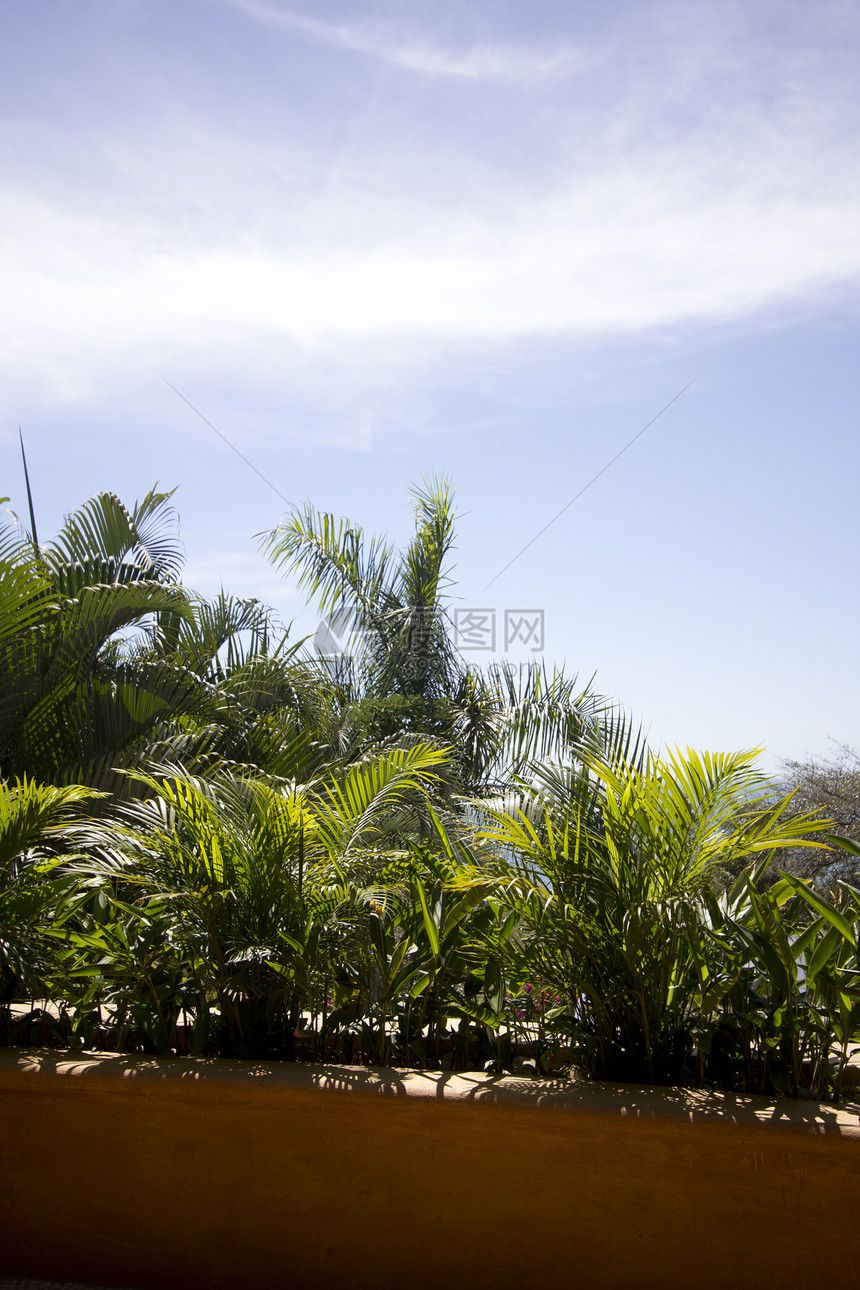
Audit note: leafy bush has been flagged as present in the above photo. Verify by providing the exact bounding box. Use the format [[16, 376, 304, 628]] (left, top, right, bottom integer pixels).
[[3, 482, 858, 1099]]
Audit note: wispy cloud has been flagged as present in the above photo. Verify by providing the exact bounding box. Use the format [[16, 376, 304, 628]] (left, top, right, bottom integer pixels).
[[2, 0, 858, 430], [4, 131, 858, 359], [226, 0, 580, 81]]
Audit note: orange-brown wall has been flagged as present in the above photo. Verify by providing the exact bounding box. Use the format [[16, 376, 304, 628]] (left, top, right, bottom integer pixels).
[[1, 1054, 859, 1290]]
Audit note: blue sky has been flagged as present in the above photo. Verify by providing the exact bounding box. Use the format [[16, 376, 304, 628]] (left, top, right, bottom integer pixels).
[[2, 0, 858, 769]]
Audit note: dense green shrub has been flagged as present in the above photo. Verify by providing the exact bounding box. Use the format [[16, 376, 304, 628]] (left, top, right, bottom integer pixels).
[[2, 482, 858, 1097]]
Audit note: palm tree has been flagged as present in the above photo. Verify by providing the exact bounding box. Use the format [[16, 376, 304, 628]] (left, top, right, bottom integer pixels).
[[142, 586, 344, 782], [263, 477, 459, 702], [73, 743, 451, 1058], [466, 743, 832, 1083], [262, 477, 598, 792], [0, 488, 340, 795], [0, 776, 105, 1036], [0, 488, 199, 791]]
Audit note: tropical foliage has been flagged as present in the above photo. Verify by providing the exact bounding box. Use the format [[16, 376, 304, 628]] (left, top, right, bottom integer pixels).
[[457, 746, 839, 1089], [262, 477, 597, 791], [2, 480, 858, 1100]]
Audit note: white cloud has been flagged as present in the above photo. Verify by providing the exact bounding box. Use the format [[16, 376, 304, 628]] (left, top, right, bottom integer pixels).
[[2, 0, 858, 423], [3, 142, 858, 374], [225, 1, 581, 81]]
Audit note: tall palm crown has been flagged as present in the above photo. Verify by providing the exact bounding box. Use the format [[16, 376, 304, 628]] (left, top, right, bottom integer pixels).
[[263, 477, 460, 702], [263, 478, 597, 792]]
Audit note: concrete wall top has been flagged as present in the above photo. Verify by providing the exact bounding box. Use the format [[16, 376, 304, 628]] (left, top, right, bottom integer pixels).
[[3, 1047, 858, 1138]]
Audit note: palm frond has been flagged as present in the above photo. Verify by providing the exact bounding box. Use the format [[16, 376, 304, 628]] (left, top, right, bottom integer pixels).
[[262, 503, 397, 629], [45, 488, 183, 582], [311, 743, 449, 856]]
